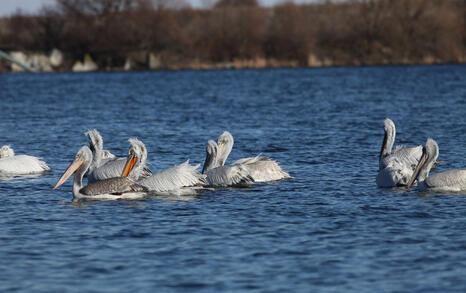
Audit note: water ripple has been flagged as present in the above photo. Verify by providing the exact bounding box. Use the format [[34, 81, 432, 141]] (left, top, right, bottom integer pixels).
[[0, 66, 465, 292]]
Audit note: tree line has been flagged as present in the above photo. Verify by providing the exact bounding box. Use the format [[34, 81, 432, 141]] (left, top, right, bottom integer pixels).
[[0, 0, 464, 70]]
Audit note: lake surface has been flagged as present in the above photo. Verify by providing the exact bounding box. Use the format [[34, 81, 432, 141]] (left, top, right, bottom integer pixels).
[[1, 65, 465, 292]]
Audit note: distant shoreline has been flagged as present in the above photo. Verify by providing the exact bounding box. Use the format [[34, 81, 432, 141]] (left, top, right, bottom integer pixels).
[[1, 49, 464, 73], [0, 0, 464, 73]]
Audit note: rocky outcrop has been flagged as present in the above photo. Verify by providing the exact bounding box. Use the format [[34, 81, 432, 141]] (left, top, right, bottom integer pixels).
[[49, 49, 63, 67], [72, 54, 98, 72], [1, 48, 463, 73], [8, 49, 66, 72]]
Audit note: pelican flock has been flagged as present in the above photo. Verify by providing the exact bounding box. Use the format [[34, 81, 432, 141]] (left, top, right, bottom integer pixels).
[[0, 145, 50, 175], [121, 138, 207, 194], [46, 129, 292, 199], [9, 116, 463, 199], [53, 146, 148, 200], [86, 129, 152, 183]]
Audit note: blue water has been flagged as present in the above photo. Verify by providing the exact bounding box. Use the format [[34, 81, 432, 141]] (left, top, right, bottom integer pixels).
[[1, 65, 465, 292]]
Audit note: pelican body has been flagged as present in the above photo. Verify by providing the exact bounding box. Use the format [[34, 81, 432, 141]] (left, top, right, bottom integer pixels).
[[53, 146, 147, 200], [408, 139, 466, 192], [377, 118, 423, 187], [0, 145, 50, 175], [202, 140, 254, 187], [122, 138, 207, 194], [216, 131, 291, 182], [86, 129, 151, 183]]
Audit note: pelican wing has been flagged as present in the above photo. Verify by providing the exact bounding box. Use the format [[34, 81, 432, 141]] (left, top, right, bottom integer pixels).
[[380, 145, 422, 170], [88, 158, 126, 182], [232, 155, 291, 182], [80, 177, 148, 196], [89, 157, 152, 183], [206, 164, 254, 187], [425, 169, 466, 192], [140, 160, 207, 192], [0, 155, 50, 175]]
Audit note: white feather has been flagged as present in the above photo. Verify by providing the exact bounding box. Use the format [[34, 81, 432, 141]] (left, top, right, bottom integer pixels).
[[0, 154, 50, 175], [140, 160, 207, 192], [380, 145, 422, 171], [73, 191, 147, 201], [88, 158, 127, 182], [205, 164, 254, 187], [376, 163, 413, 187], [216, 131, 290, 183], [232, 155, 291, 182]]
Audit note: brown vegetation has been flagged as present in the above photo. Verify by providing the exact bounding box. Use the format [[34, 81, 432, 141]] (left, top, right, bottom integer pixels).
[[0, 0, 464, 71]]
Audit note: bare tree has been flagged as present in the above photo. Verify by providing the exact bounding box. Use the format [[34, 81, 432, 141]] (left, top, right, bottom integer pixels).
[[214, 0, 258, 8]]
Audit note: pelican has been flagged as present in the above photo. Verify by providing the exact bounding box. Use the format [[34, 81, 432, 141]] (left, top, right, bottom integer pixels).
[[86, 129, 151, 183], [121, 138, 207, 194], [377, 118, 425, 187], [201, 140, 254, 187], [379, 118, 423, 170], [0, 145, 50, 175], [53, 146, 148, 200], [216, 131, 291, 182], [407, 138, 466, 192]]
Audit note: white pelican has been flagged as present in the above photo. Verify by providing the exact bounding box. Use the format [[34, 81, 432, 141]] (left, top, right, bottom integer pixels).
[[0, 145, 50, 175], [53, 146, 148, 200], [201, 140, 254, 187], [407, 138, 466, 192], [121, 138, 207, 194], [377, 118, 425, 187], [85, 129, 152, 183], [216, 131, 291, 182], [379, 118, 423, 170]]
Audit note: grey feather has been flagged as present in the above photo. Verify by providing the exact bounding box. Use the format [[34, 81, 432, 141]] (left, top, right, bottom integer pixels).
[[81, 177, 148, 195]]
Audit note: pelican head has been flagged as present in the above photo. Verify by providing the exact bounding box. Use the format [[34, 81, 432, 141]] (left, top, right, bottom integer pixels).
[[380, 118, 396, 159], [0, 145, 15, 159], [217, 131, 234, 167], [101, 150, 116, 159], [202, 140, 218, 174], [407, 138, 439, 189], [122, 138, 147, 177], [53, 146, 92, 190]]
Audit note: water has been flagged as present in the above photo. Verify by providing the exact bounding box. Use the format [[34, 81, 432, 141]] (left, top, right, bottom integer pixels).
[[1, 65, 465, 292]]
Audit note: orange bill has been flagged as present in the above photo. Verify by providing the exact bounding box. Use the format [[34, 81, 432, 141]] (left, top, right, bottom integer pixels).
[[52, 159, 84, 190], [122, 156, 137, 177]]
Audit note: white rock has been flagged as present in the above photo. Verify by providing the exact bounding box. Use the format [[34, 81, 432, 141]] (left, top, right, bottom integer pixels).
[[49, 49, 63, 67]]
